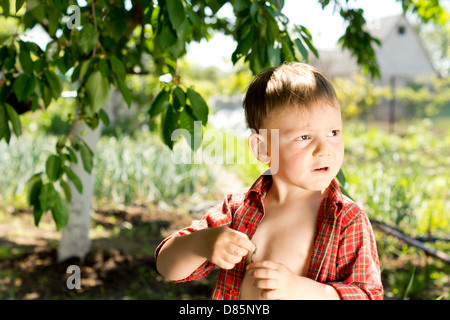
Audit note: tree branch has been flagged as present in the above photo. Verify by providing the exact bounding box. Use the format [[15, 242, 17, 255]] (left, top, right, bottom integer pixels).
[[91, 0, 99, 57]]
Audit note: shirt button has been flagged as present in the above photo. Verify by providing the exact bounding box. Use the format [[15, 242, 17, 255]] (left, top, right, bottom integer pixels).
[[229, 289, 237, 296], [246, 223, 254, 230]]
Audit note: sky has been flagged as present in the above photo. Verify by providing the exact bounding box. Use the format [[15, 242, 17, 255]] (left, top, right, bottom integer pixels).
[[185, 0, 405, 71]]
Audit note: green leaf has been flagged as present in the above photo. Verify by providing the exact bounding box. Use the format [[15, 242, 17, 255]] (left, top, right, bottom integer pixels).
[[4, 103, 21, 136], [104, 6, 128, 40], [1, 0, 10, 17], [65, 146, 78, 164], [26, 174, 44, 226], [2, 46, 16, 70], [166, 0, 186, 30], [279, 34, 294, 62], [180, 106, 202, 150], [85, 70, 110, 116], [46, 154, 62, 181], [149, 89, 170, 117], [63, 166, 83, 194], [186, 88, 208, 124], [267, 43, 281, 66], [296, 25, 318, 58], [157, 24, 177, 51], [41, 84, 53, 108], [45, 70, 62, 99], [33, 206, 44, 227], [0, 105, 8, 141], [72, 59, 91, 83], [13, 73, 36, 101], [336, 169, 352, 199], [250, 1, 258, 22], [232, 29, 255, 64], [272, 0, 285, 10], [19, 43, 34, 74], [336, 168, 346, 186], [294, 38, 308, 61], [52, 192, 69, 230], [172, 86, 185, 110], [59, 179, 72, 204], [99, 59, 110, 77], [98, 108, 110, 127], [47, 6, 60, 36], [206, 0, 225, 13], [39, 182, 58, 213], [186, 5, 201, 29], [117, 79, 131, 108], [78, 23, 98, 55], [26, 173, 42, 208], [110, 56, 126, 81], [77, 138, 94, 174], [16, 0, 26, 12], [161, 104, 177, 149]]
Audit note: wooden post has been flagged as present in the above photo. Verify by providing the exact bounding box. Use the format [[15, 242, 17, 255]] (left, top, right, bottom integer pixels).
[[389, 76, 396, 133]]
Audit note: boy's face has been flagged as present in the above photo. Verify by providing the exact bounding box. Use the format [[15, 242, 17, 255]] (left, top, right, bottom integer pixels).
[[262, 103, 344, 192]]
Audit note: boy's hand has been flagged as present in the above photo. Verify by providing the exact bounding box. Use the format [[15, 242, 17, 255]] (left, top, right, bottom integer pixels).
[[203, 226, 255, 270], [246, 260, 302, 299]]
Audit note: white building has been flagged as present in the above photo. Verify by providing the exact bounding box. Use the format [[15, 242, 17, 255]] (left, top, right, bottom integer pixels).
[[310, 14, 437, 121]]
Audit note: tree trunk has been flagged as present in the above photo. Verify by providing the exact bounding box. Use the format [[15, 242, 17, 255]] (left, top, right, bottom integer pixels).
[[57, 118, 101, 262], [57, 90, 119, 262]]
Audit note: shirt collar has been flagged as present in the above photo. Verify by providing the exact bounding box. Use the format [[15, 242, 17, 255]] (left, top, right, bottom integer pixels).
[[248, 171, 344, 216], [322, 178, 344, 217], [247, 170, 273, 200]]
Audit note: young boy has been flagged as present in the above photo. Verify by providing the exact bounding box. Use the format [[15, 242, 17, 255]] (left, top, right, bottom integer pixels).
[[155, 62, 383, 300]]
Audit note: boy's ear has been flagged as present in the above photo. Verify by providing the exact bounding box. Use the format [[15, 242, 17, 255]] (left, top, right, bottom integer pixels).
[[248, 132, 271, 165]]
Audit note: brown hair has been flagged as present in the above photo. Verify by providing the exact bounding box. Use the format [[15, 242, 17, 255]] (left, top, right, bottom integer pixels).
[[243, 62, 339, 132]]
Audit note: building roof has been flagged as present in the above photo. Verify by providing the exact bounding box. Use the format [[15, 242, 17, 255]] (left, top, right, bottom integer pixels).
[[310, 14, 436, 80]]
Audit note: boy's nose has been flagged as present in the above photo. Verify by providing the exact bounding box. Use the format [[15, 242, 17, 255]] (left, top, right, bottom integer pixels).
[[312, 139, 331, 158]]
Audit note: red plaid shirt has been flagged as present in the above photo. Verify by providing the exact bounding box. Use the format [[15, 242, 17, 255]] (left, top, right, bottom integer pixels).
[[155, 174, 383, 300]]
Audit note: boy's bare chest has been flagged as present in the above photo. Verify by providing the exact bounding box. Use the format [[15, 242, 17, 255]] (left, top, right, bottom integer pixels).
[[246, 203, 318, 276]]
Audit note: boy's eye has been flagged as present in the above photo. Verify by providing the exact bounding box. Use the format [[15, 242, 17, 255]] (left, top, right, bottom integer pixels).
[[296, 135, 309, 141], [328, 130, 339, 137]]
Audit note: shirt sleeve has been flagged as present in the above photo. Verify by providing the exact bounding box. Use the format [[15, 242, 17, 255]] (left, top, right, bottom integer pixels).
[[328, 212, 384, 300], [154, 197, 233, 283]]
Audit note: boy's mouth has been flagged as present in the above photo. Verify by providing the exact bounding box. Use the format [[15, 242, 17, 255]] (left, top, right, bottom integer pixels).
[[313, 166, 329, 172]]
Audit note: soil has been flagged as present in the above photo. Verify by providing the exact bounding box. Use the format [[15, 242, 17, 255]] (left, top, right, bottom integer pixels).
[[0, 204, 215, 300]]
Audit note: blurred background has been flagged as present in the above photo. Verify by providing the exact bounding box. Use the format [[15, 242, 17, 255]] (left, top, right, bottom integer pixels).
[[0, 0, 448, 300]]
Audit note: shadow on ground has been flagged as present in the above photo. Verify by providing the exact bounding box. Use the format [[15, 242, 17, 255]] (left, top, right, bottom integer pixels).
[[0, 206, 215, 300]]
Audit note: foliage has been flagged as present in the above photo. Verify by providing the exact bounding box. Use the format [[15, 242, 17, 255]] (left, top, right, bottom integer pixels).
[[332, 74, 450, 121], [0, 0, 447, 230], [333, 74, 391, 120], [93, 132, 218, 206], [344, 120, 449, 237], [396, 75, 450, 118], [415, 20, 450, 77], [177, 60, 254, 101], [0, 131, 218, 211]]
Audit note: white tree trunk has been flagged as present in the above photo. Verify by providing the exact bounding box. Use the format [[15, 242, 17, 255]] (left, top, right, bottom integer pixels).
[[57, 90, 119, 262], [57, 120, 101, 262]]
